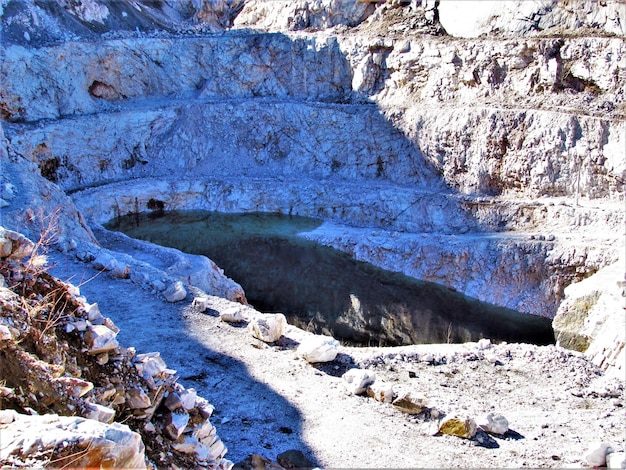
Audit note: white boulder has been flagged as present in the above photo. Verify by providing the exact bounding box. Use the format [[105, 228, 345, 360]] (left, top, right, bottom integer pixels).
[[607, 451, 626, 469], [85, 324, 119, 354], [220, 306, 249, 323], [297, 335, 340, 363], [248, 313, 286, 343], [366, 381, 396, 404], [163, 281, 187, 303], [477, 412, 509, 435], [342, 368, 376, 395], [583, 442, 614, 467]]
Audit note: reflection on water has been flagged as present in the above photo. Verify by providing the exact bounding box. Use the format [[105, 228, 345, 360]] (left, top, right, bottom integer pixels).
[[106, 211, 554, 347]]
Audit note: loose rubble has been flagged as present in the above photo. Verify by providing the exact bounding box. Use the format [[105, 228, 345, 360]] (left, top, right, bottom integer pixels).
[[0, 229, 230, 469]]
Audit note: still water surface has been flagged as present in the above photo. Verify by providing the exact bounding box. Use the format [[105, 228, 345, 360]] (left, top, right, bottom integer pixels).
[[106, 211, 554, 347]]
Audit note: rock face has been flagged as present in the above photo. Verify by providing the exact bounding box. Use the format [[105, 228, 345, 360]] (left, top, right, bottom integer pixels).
[[553, 256, 626, 379], [0, 0, 624, 375]]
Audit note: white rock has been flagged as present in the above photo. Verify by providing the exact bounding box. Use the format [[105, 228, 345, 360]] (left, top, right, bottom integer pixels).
[[342, 368, 376, 395], [297, 335, 340, 363], [0, 409, 17, 424], [195, 396, 215, 418], [366, 381, 396, 404], [85, 324, 119, 354], [0, 324, 13, 341], [172, 435, 201, 454], [220, 306, 248, 323], [248, 313, 286, 343], [85, 403, 116, 423], [607, 451, 626, 469], [165, 411, 190, 440], [86, 303, 104, 324], [208, 438, 227, 461], [125, 388, 151, 409], [163, 281, 187, 303], [192, 296, 211, 312], [135, 352, 167, 378], [0, 414, 147, 468], [55, 377, 94, 398], [193, 421, 216, 441], [179, 388, 198, 411], [477, 338, 492, 350], [583, 442, 614, 467], [477, 412, 509, 435]]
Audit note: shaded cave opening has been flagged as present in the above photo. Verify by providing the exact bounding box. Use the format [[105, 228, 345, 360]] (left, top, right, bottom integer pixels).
[[106, 210, 554, 347]]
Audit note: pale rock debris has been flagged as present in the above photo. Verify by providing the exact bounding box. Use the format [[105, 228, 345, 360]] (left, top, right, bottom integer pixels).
[[297, 335, 340, 363], [607, 451, 626, 469], [248, 313, 286, 343], [342, 368, 376, 395], [391, 390, 428, 414], [85, 324, 119, 354], [583, 441, 614, 467], [476, 412, 509, 435], [163, 281, 187, 303], [366, 381, 396, 403]]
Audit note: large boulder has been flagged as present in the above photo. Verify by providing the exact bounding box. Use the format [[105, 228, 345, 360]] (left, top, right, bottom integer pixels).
[[553, 257, 626, 379], [0, 413, 148, 468]]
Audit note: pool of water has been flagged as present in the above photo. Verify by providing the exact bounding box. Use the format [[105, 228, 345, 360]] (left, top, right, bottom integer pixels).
[[106, 211, 554, 347]]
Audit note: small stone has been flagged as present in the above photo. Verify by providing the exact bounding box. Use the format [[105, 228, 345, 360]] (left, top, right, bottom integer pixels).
[[0, 409, 17, 424], [439, 416, 478, 439], [96, 352, 109, 365], [342, 368, 376, 395], [164, 281, 187, 303], [0, 324, 13, 341], [195, 396, 215, 418], [179, 388, 197, 411], [208, 438, 227, 461], [165, 411, 190, 440], [192, 296, 211, 312], [55, 377, 94, 398], [220, 306, 248, 323], [0, 228, 34, 259], [366, 381, 396, 403], [135, 352, 167, 378], [172, 435, 200, 454], [125, 388, 151, 409], [86, 303, 104, 324], [392, 390, 428, 414], [477, 412, 509, 435], [277, 449, 314, 469], [422, 353, 435, 363], [297, 335, 340, 363], [477, 338, 492, 350], [607, 451, 626, 469], [193, 421, 216, 441], [85, 403, 116, 423], [583, 442, 613, 467], [248, 313, 286, 343], [85, 324, 119, 354]]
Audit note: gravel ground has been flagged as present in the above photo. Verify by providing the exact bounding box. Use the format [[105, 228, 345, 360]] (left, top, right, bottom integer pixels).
[[49, 252, 625, 469]]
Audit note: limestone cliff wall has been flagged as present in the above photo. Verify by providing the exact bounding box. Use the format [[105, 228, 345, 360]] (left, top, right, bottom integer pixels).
[[1, 0, 624, 321]]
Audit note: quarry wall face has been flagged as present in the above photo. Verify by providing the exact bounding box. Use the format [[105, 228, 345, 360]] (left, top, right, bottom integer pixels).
[[1, 1, 624, 324]]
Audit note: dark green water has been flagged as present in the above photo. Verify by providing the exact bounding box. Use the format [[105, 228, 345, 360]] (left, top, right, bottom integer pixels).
[[106, 211, 554, 347]]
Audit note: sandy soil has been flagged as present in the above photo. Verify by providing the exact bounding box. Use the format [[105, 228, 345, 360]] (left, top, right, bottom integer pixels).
[[48, 251, 625, 469]]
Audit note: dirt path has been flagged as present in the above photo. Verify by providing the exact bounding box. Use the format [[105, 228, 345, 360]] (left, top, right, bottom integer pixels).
[[49, 252, 624, 468]]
